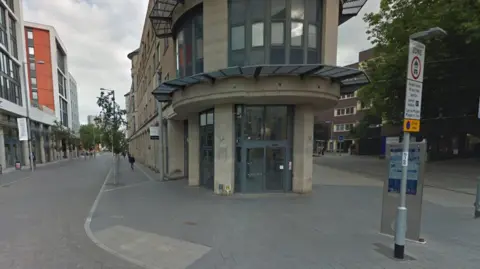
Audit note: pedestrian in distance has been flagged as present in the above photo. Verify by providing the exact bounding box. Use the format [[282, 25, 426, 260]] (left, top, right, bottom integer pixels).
[[128, 154, 135, 170]]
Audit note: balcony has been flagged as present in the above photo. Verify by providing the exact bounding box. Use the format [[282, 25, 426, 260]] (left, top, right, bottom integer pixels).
[[149, 0, 183, 38]]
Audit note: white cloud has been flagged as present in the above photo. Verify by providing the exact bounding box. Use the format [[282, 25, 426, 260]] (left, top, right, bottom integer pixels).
[[337, 0, 380, 66], [22, 0, 148, 124]]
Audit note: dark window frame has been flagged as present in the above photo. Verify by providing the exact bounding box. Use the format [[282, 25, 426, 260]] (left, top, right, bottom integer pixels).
[[228, 0, 322, 66]]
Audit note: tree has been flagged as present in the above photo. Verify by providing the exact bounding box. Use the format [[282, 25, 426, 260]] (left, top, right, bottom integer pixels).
[[96, 91, 126, 154], [79, 124, 100, 151], [361, 0, 480, 124]]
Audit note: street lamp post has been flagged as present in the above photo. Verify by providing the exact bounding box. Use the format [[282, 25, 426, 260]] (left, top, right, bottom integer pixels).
[[21, 61, 34, 172], [394, 27, 447, 259]]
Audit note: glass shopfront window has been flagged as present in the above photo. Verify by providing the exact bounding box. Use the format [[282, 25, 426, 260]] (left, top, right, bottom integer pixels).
[[228, 0, 322, 66], [175, 6, 203, 78]]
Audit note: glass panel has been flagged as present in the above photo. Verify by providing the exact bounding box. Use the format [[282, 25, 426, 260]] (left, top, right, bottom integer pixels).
[[251, 22, 264, 47], [244, 106, 264, 140], [249, 0, 266, 21], [185, 22, 193, 76], [308, 24, 317, 48], [291, 0, 305, 20], [229, 0, 246, 25], [271, 22, 284, 45], [307, 50, 318, 64], [307, 0, 318, 22], [270, 47, 285, 64], [201, 149, 214, 189], [271, 0, 286, 20], [231, 25, 245, 50], [290, 48, 304, 64], [206, 112, 214, 124], [249, 49, 265, 65], [230, 50, 245, 66], [265, 147, 285, 190], [235, 147, 242, 191], [176, 30, 184, 77], [291, 22, 303, 46], [200, 113, 206, 126], [246, 147, 264, 192], [264, 106, 288, 140]]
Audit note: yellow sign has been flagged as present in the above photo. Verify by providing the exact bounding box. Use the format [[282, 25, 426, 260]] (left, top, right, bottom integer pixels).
[[403, 119, 420, 132]]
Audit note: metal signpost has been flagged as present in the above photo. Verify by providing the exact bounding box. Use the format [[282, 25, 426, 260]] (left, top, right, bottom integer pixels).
[[338, 135, 344, 155], [381, 140, 426, 242], [394, 37, 426, 259]]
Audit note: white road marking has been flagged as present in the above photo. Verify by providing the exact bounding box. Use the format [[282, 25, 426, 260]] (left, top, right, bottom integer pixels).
[[102, 181, 152, 193], [0, 176, 31, 188], [84, 168, 154, 269]]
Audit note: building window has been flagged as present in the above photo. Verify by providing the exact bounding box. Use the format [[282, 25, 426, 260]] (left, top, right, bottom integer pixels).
[[28, 47, 34, 55], [9, 16, 17, 58], [334, 123, 354, 132], [27, 30, 33, 40], [0, 6, 7, 49], [229, 0, 322, 66], [0, 50, 21, 105], [335, 107, 356, 116], [340, 93, 354, 99], [57, 44, 66, 74], [174, 7, 204, 78]]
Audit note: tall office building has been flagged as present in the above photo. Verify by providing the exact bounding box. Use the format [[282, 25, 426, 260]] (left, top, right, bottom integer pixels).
[[69, 72, 80, 135]]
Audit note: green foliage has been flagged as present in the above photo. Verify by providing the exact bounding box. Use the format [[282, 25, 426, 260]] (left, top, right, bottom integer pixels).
[[50, 120, 79, 150], [96, 91, 127, 154], [349, 113, 382, 139], [79, 124, 101, 150], [361, 0, 480, 123]]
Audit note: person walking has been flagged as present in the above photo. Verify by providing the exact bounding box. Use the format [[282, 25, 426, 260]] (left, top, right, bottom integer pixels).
[[128, 153, 135, 170]]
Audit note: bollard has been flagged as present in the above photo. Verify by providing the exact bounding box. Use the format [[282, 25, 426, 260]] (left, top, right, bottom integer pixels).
[[475, 177, 480, 218]]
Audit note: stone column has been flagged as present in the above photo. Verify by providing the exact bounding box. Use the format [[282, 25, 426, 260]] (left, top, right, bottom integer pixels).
[[0, 127, 6, 171], [39, 128, 46, 164], [213, 104, 235, 194], [187, 113, 200, 186], [22, 140, 30, 167], [292, 105, 314, 193]]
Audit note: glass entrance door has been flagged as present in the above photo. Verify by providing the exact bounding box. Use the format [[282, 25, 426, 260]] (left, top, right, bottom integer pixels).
[[199, 110, 214, 190], [244, 144, 289, 192]]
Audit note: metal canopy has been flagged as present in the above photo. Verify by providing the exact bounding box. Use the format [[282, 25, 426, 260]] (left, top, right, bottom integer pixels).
[[152, 64, 370, 101], [149, 0, 182, 38], [340, 0, 368, 25]]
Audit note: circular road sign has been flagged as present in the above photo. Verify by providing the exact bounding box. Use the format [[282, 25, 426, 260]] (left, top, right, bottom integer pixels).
[[410, 56, 422, 80]]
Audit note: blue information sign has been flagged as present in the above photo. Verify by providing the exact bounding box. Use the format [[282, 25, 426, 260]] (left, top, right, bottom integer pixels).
[[338, 135, 344, 142], [388, 147, 420, 195]]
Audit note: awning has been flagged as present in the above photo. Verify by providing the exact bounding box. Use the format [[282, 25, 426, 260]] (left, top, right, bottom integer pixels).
[[340, 0, 368, 25], [152, 64, 370, 101], [149, 0, 182, 38]]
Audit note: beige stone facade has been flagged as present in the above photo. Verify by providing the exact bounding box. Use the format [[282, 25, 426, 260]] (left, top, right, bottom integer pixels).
[[126, 0, 368, 193]]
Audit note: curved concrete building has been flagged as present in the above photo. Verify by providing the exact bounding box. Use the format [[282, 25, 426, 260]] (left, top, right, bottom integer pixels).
[[127, 0, 369, 194]]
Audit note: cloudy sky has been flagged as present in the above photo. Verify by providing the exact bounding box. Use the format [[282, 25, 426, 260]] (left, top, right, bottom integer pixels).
[[23, 0, 379, 124]]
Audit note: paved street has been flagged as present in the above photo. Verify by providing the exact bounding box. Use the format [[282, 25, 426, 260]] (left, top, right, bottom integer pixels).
[[0, 154, 141, 269], [88, 159, 480, 269], [315, 154, 480, 194]]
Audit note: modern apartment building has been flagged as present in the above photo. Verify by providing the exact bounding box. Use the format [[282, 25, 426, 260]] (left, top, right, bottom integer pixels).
[[127, 0, 369, 194], [315, 47, 375, 152], [24, 21, 71, 129], [69, 72, 80, 135], [0, 0, 77, 170]]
